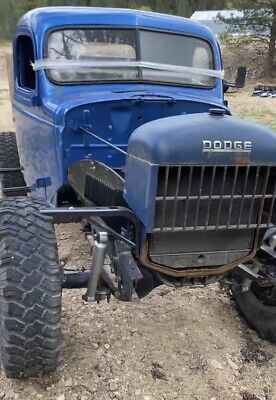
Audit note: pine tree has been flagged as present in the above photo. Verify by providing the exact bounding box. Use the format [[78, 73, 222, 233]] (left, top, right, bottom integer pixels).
[[220, 0, 276, 77]]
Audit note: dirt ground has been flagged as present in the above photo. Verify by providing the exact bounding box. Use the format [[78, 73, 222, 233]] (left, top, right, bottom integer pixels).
[[1, 44, 276, 400]]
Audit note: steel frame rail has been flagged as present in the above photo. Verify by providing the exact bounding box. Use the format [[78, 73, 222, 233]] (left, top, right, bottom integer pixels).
[[40, 206, 140, 254]]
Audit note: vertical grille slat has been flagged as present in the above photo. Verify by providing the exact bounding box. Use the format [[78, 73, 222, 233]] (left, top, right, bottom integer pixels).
[[171, 166, 182, 231], [267, 180, 276, 227], [257, 166, 270, 226], [216, 166, 227, 228], [160, 166, 169, 231], [183, 166, 193, 230], [226, 166, 239, 228], [155, 165, 276, 232], [194, 167, 205, 229], [237, 165, 250, 228], [247, 165, 260, 228], [205, 166, 216, 229]]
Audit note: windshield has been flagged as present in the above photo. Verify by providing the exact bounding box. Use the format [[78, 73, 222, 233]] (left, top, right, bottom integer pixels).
[[46, 28, 215, 87]]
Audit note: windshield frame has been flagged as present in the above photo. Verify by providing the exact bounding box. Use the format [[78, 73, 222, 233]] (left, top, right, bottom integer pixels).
[[43, 25, 217, 89]]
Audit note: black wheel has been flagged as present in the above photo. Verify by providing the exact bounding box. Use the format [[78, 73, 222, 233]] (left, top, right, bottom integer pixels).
[[0, 132, 26, 196], [0, 197, 62, 378], [233, 282, 276, 343]]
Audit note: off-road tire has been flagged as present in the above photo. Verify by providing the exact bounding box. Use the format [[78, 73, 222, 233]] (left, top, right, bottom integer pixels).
[[0, 132, 26, 196], [0, 197, 62, 378], [233, 285, 276, 343]]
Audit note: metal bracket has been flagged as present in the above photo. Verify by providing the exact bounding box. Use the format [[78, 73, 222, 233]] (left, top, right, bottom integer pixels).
[[36, 177, 52, 189], [236, 263, 262, 283], [236, 262, 276, 288], [260, 243, 276, 261], [114, 240, 143, 301]]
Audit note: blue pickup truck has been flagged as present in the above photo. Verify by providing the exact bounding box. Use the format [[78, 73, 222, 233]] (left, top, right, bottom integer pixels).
[[0, 6, 276, 379]]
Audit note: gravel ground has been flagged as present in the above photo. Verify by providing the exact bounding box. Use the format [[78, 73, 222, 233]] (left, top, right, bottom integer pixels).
[[1, 44, 276, 400]]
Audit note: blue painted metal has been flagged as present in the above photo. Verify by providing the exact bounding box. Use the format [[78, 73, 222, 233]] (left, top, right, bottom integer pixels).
[[13, 7, 227, 203], [62, 95, 227, 178], [125, 113, 276, 231], [13, 7, 248, 238], [36, 177, 52, 189], [13, 6, 276, 246], [128, 113, 276, 165]]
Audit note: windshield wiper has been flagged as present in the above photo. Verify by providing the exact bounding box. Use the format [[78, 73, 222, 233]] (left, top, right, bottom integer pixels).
[[130, 93, 177, 103]]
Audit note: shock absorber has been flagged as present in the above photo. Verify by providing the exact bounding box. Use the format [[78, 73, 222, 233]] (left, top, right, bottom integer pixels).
[[83, 232, 108, 302]]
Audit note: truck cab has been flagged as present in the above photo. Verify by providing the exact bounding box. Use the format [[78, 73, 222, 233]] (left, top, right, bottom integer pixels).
[[13, 7, 226, 203]]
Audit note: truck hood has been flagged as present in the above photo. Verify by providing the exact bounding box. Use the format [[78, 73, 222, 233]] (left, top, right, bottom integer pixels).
[[127, 112, 276, 165]]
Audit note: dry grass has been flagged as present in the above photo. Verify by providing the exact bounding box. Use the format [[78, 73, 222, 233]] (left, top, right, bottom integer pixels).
[[226, 83, 276, 131]]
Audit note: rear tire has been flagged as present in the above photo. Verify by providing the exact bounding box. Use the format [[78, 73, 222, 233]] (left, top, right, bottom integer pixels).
[[0, 132, 26, 196], [0, 197, 62, 378], [233, 283, 276, 343]]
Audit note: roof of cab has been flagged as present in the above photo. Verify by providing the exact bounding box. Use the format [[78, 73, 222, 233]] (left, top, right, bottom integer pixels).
[[17, 6, 216, 41]]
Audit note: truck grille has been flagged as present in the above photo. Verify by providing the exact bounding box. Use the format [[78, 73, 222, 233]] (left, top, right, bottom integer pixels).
[[154, 165, 276, 232]]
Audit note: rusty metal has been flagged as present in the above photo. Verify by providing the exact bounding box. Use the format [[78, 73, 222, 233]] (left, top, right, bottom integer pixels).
[[237, 165, 250, 228], [183, 166, 193, 230], [226, 165, 238, 229], [267, 180, 276, 227], [143, 167, 267, 277], [205, 166, 216, 229], [160, 166, 169, 230], [216, 166, 227, 228], [140, 230, 260, 278], [146, 164, 275, 277], [172, 166, 181, 230], [194, 166, 205, 229], [154, 165, 275, 232]]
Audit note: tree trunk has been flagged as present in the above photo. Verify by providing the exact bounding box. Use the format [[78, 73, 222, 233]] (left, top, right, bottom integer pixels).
[[266, 16, 276, 78]]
